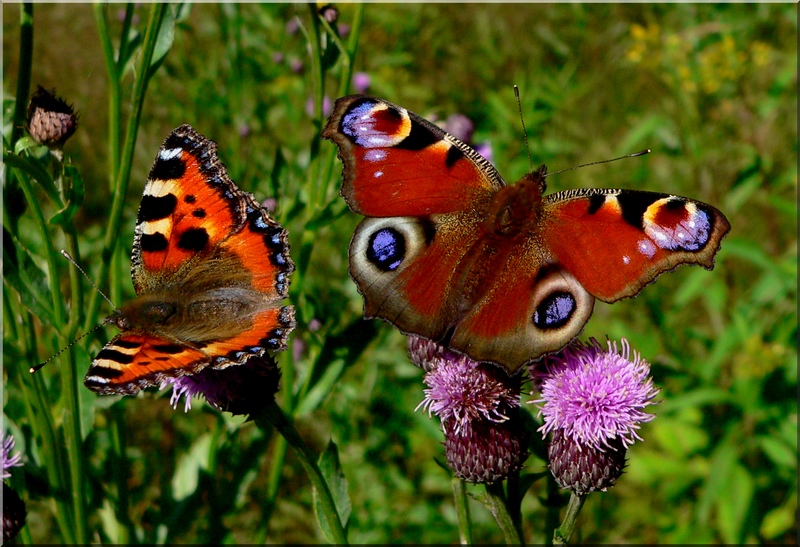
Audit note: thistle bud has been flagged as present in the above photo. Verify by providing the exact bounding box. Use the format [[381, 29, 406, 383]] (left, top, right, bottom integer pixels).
[[444, 412, 528, 484], [26, 86, 78, 147], [548, 429, 627, 494]]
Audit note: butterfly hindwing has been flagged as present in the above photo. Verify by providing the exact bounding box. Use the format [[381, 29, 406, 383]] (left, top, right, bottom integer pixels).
[[84, 333, 209, 395]]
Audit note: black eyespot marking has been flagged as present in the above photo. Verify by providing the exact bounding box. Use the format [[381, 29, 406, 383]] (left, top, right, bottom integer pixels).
[[178, 227, 209, 252], [95, 349, 133, 366], [533, 292, 576, 329], [445, 145, 464, 168], [367, 228, 406, 272], [184, 195, 196, 204], [140, 232, 168, 253], [192, 208, 206, 218], [150, 156, 186, 181], [138, 194, 178, 223], [397, 120, 440, 150]]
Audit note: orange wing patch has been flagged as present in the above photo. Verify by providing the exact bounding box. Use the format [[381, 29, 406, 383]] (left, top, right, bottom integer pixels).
[[84, 333, 210, 395]]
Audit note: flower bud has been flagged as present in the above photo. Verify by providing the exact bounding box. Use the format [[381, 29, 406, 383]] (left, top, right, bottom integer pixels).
[[26, 86, 78, 147], [548, 429, 627, 494]]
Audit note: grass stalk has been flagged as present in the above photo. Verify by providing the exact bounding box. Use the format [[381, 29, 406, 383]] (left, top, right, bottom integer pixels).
[[84, 2, 168, 331], [10, 3, 33, 145]]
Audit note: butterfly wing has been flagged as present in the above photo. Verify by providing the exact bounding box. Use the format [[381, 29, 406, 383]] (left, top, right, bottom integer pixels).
[[84, 332, 211, 395], [86, 126, 295, 395], [542, 189, 731, 302], [348, 213, 486, 343], [323, 95, 504, 216]]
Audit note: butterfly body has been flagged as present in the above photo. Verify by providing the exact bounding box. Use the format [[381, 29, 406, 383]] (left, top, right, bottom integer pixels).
[[85, 125, 295, 395], [323, 96, 730, 373]]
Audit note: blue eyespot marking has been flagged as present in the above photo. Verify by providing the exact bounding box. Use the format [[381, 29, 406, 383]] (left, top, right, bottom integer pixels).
[[367, 228, 405, 272], [533, 292, 576, 329]]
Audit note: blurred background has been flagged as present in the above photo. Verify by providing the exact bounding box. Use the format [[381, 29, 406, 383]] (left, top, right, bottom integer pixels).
[[3, 3, 796, 544]]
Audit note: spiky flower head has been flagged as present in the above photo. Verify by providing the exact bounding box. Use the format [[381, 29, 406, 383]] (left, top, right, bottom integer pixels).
[[2, 435, 23, 480], [531, 338, 659, 494], [412, 337, 528, 483], [160, 355, 281, 417], [27, 85, 78, 148], [2, 435, 27, 542]]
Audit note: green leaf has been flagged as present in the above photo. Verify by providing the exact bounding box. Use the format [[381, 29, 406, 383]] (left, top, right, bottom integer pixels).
[[2, 227, 55, 325], [715, 462, 754, 543], [314, 440, 351, 542], [757, 435, 797, 470], [50, 165, 85, 226], [148, 3, 189, 76], [172, 433, 211, 501], [321, 441, 351, 525], [75, 344, 97, 441], [4, 152, 62, 206]]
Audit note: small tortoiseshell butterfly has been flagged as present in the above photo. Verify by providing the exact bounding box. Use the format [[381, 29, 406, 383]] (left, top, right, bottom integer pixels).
[[322, 96, 730, 373], [84, 125, 295, 395]]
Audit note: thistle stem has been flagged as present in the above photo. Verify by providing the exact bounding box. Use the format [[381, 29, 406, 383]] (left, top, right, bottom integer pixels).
[[553, 492, 586, 545], [255, 400, 348, 544]]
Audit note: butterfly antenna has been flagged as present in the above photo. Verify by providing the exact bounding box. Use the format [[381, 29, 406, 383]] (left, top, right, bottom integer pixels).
[[61, 250, 116, 309], [30, 323, 105, 373], [514, 85, 535, 175], [544, 149, 651, 178], [31, 251, 118, 374]]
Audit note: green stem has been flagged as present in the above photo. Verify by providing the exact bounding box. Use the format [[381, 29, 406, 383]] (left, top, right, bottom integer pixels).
[[19, 312, 75, 543], [16, 169, 64, 326], [85, 2, 167, 331], [94, 3, 122, 188], [62, 343, 89, 544], [109, 401, 132, 543], [11, 2, 33, 146], [255, 400, 348, 545], [544, 473, 563, 546], [553, 493, 586, 545], [305, 3, 325, 213], [452, 478, 473, 544], [484, 481, 523, 544]]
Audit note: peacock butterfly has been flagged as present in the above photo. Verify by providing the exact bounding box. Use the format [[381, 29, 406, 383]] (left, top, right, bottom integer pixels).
[[84, 125, 295, 395], [322, 95, 730, 374]]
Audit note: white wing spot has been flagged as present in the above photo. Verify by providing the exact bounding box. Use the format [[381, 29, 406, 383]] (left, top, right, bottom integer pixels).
[[159, 147, 182, 160]]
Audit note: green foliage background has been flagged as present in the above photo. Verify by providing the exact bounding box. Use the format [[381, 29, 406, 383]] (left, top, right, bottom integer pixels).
[[3, 3, 797, 544]]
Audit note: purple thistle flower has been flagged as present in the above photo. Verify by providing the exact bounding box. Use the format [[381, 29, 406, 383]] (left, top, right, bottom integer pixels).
[[532, 338, 659, 451], [285, 18, 299, 35], [352, 72, 371, 94], [338, 23, 350, 38], [474, 141, 493, 163], [3, 435, 27, 542], [290, 58, 304, 74], [444, 113, 474, 143], [2, 435, 23, 480], [419, 353, 520, 434], [531, 338, 659, 494], [160, 355, 281, 417], [305, 95, 332, 118], [412, 337, 528, 482]]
